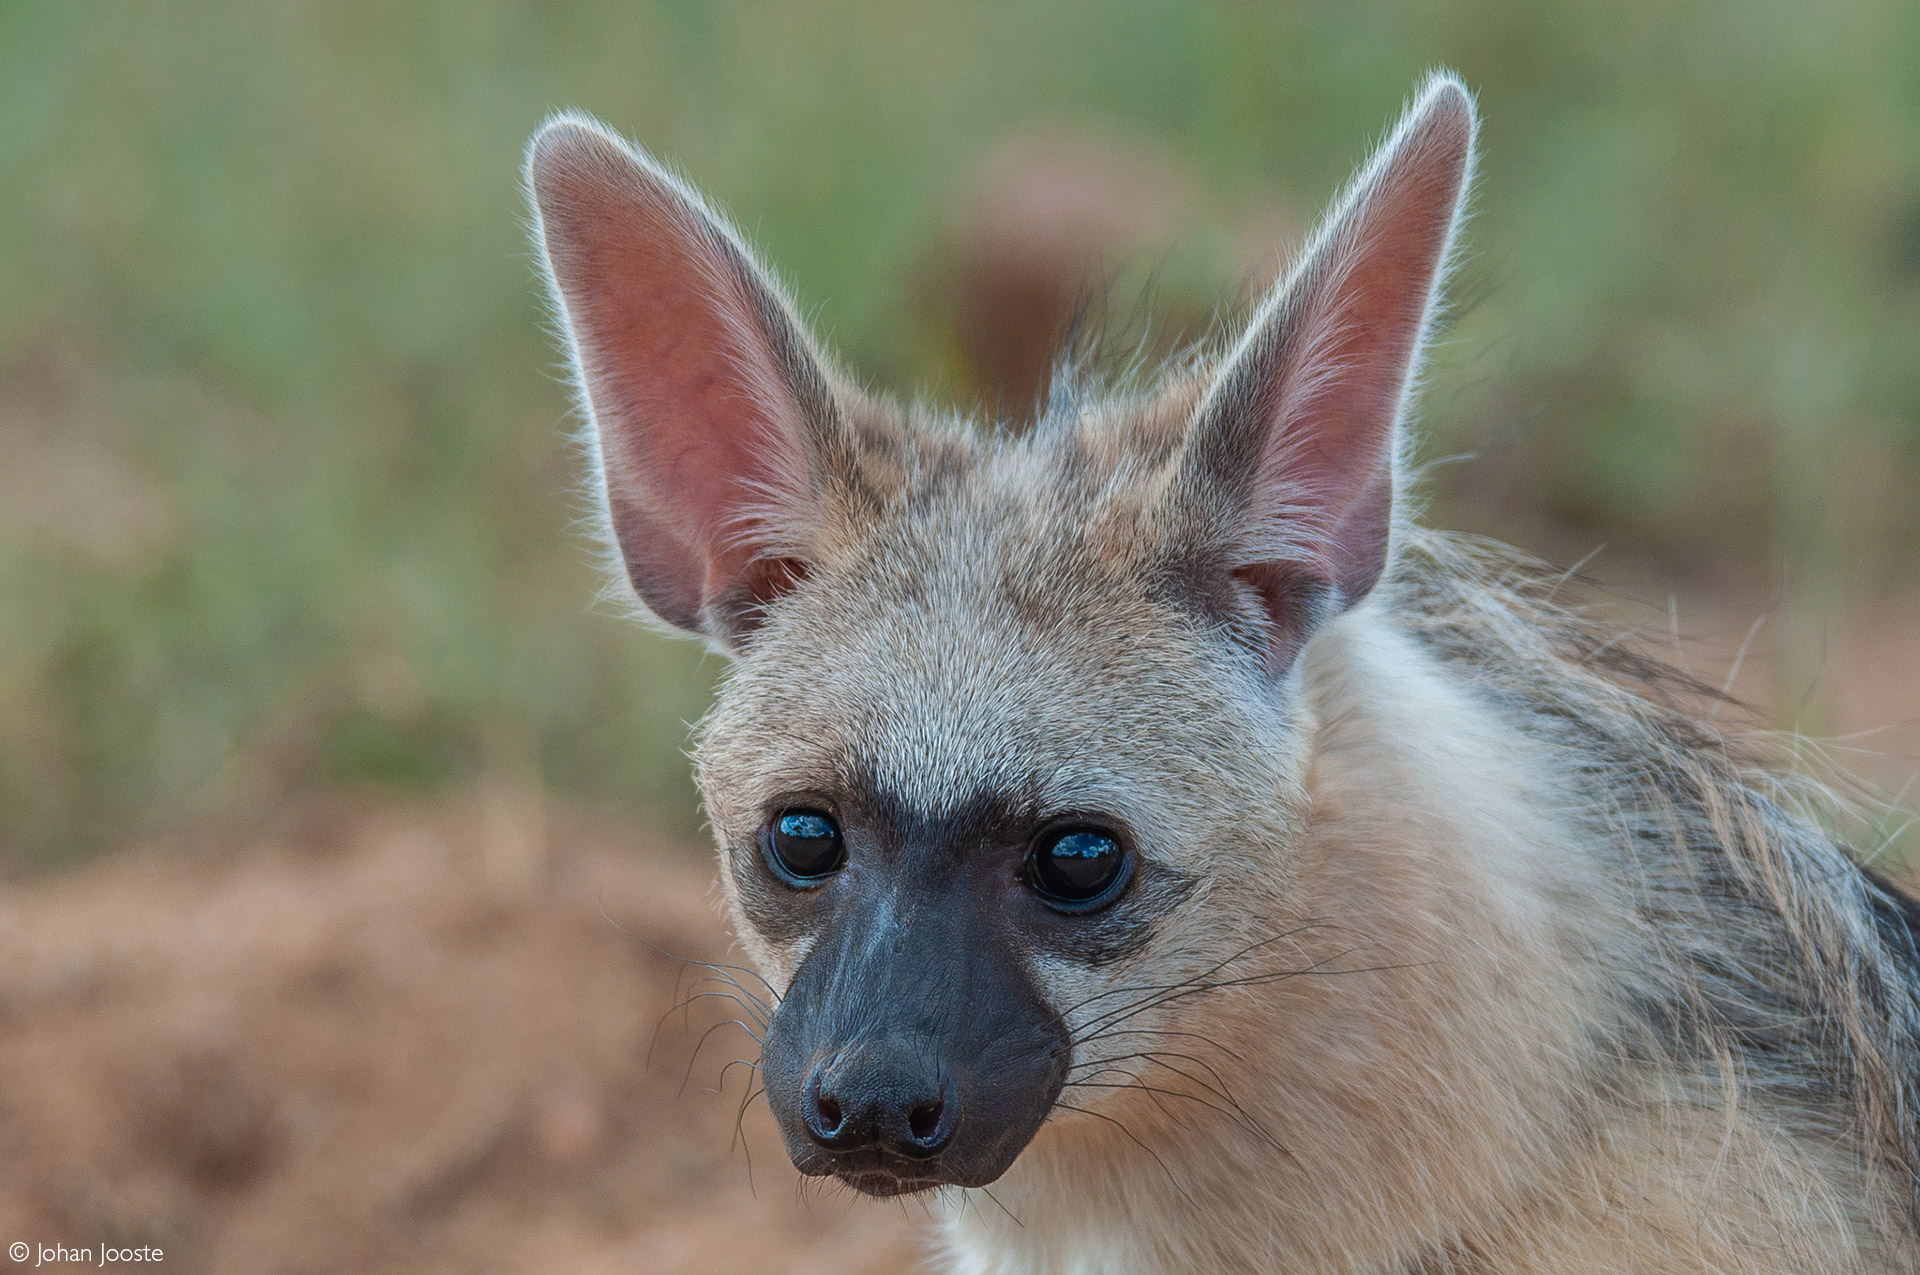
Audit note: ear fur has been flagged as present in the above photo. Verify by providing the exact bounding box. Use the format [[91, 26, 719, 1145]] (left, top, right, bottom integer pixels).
[[526, 113, 842, 650], [1167, 73, 1476, 671]]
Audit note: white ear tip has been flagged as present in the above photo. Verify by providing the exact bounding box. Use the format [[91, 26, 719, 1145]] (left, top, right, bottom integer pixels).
[[526, 113, 636, 193], [1419, 71, 1471, 106], [1410, 72, 1477, 143]]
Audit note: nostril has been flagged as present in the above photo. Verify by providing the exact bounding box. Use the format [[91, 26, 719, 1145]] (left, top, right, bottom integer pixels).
[[815, 1091, 843, 1133], [896, 1076, 957, 1156], [802, 1069, 850, 1147], [907, 1098, 944, 1144]]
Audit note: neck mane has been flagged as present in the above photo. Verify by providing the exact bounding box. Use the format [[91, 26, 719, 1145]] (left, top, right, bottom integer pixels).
[[940, 528, 1920, 1275]]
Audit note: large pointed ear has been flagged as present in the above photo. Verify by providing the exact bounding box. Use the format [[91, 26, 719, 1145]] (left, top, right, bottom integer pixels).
[[527, 114, 843, 651], [1166, 75, 1475, 671]]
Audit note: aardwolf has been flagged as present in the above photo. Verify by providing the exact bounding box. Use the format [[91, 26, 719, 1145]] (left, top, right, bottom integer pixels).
[[527, 75, 1920, 1273]]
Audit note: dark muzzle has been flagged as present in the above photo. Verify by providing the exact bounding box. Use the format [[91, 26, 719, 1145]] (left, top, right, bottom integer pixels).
[[760, 880, 1068, 1195]]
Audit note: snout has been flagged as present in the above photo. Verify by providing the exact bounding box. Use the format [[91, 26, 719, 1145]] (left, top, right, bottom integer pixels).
[[770, 1027, 1058, 1196], [758, 890, 1070, 1196], [802, 1043, 957, 1159]]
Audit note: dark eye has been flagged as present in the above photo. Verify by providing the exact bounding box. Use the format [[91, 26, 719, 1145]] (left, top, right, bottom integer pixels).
[[764, 808, 845, 885], [1028, 827, 1129, 910]]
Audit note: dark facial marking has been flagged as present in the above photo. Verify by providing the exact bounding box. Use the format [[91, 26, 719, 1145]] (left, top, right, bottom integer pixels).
[[742, 773, 1197, 1193], [758, 840, 1069, 1194]]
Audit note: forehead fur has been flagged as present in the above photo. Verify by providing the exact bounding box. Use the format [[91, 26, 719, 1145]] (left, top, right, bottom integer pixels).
[[694, 387, 1305, 846]]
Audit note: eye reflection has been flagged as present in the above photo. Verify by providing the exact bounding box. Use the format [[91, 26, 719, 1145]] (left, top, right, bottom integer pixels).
[[1028, 828, 1128, 909], [765, 808, 844, 883]]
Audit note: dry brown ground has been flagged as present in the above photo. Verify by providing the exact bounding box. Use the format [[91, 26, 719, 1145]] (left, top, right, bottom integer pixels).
[[0, 577, 1913, 1275], [0, 800, 931, 1275]]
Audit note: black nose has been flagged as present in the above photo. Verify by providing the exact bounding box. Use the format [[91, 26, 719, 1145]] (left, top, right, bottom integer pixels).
[[802, 1045, 956, 1159]]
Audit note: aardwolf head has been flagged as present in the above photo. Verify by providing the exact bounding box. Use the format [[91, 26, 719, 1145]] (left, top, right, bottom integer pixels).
[[528, 76, 1473, 1197]]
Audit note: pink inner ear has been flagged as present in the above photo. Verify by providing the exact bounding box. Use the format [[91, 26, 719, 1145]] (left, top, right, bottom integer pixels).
[[532, 123, 814, 634], [1248, 85, 1473, 605]]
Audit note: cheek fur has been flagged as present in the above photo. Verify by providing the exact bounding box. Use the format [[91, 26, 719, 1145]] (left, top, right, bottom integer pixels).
[[716, 847, 817, 986]]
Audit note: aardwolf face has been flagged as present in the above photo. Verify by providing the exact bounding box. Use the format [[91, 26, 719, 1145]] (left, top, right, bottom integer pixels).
[[529, 78, 1473, 1196]]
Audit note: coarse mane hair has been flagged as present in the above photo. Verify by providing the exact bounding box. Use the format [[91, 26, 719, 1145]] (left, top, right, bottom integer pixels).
[[1387, 526, 1920, 1222]]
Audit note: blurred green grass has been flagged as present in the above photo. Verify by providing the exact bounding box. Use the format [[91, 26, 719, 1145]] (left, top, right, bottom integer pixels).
[[2, 1, 1917, 866]]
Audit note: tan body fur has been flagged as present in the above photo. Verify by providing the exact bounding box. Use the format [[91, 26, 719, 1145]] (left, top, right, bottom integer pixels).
[[940, 581, 1914, 1273]]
